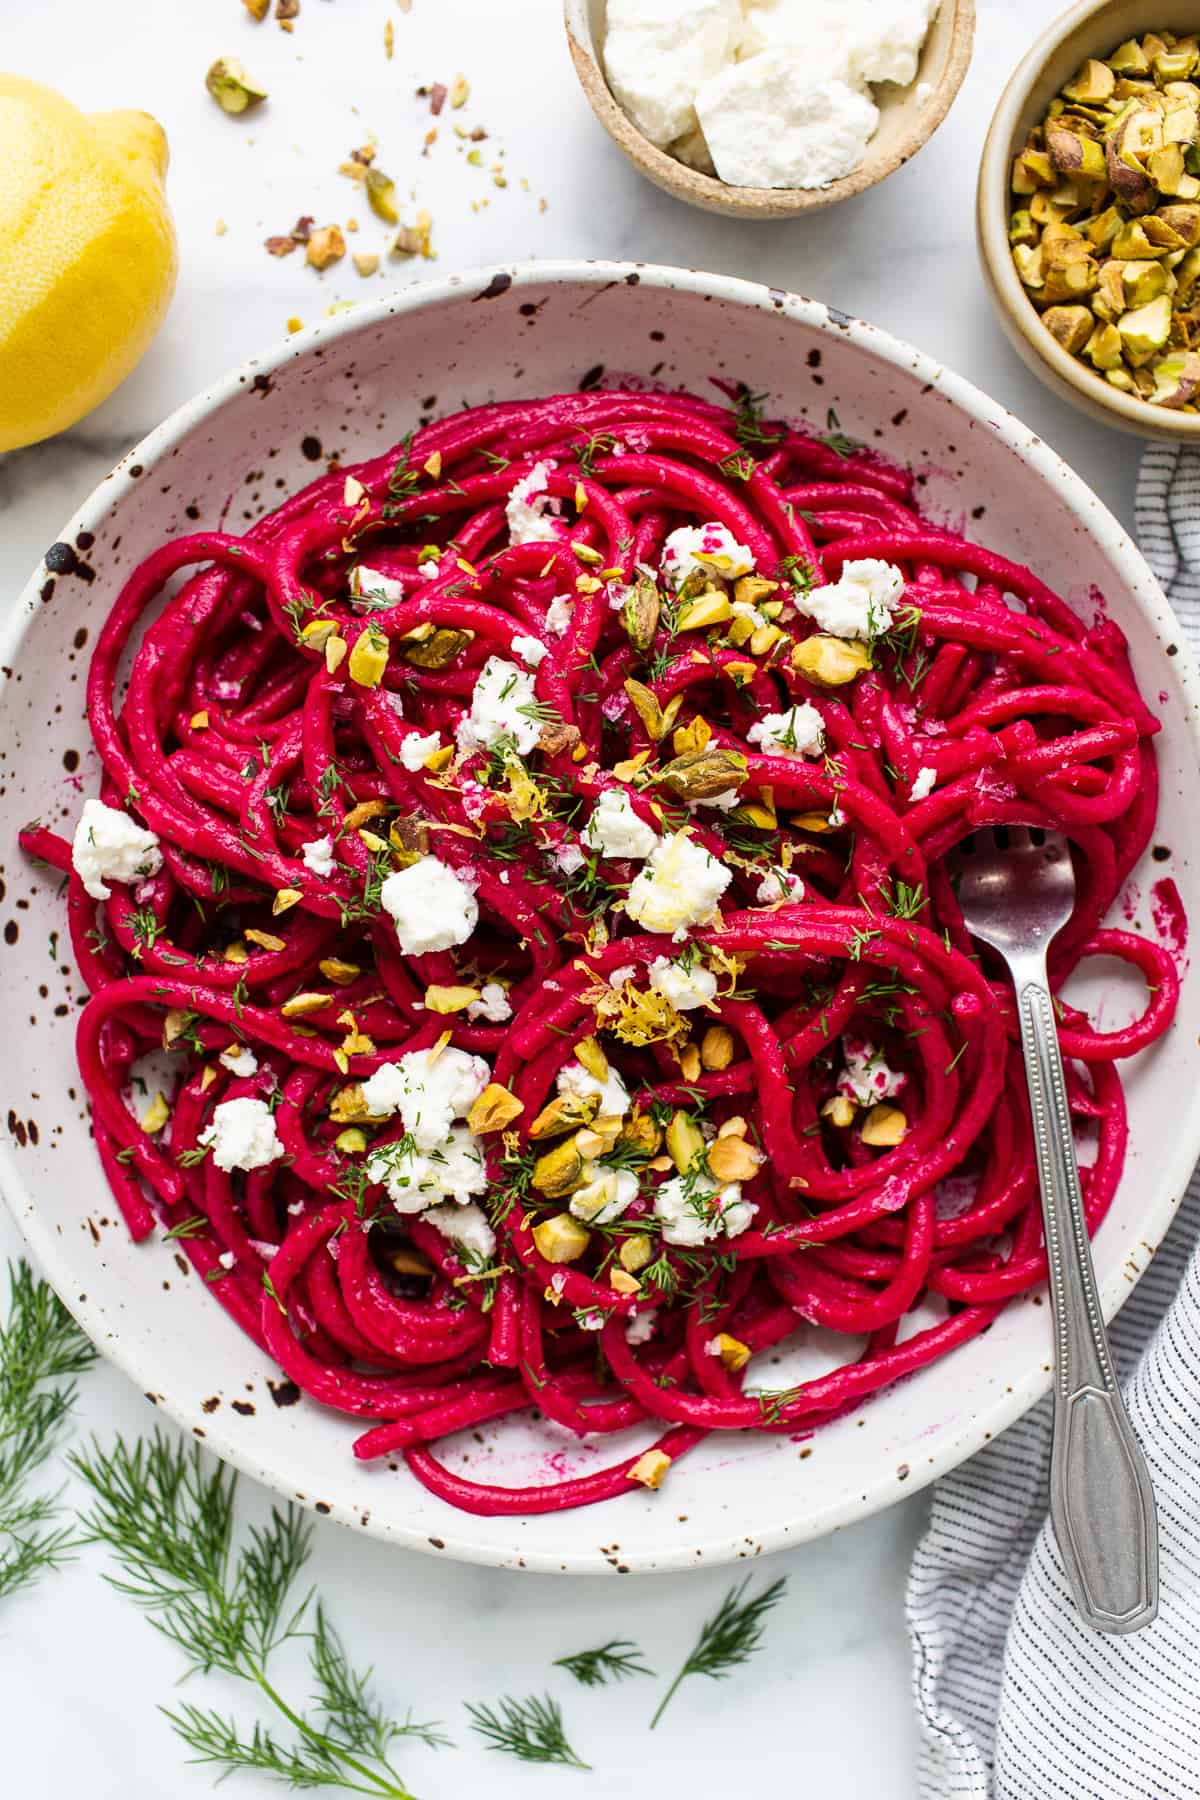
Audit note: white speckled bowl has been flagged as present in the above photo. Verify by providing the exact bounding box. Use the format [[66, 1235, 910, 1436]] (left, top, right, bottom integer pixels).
[[3, 262, 1199, 1574]]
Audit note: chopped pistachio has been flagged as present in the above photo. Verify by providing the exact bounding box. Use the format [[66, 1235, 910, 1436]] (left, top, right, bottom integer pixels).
[[574, 1037, 610, 1082], [334, 1127, 368, 1154], [861, 1104, 908, 1147], [665, 1109, 705, 1175], [706, 1133, 762, 1184], [1108, 38, 1150, 76], [1042, 304, 1095, 354], [206, 57, 267, 114], [532, 1139, 588, 1197], [1150, 349, 1200, 405], [423, 984, 481, 1013], [1062, 58, 1116, 104], [699, 1024, 735, 1070], [529, 1092, 599, 1140], [1085, 320, 1125, 369], [711, 1332, 752, 1373], [792, 634, 872, 686], [1118, 291, 1173, 360], [628, 1448, 671, 1490], [821, 1093, 857, 1128], [619, 1234, 654, 1274], [1009, 208, 1038, 246], [531, 1213, 590, 1263], [365, 168, 399, 224], [676, 591, 733, 631], [140, 1092, 171, 1135], [348, 625, 389, 686], [318, 957, 360, 985], [466, 1082, 524, 1135], [280, 991, 333, 1018], [305, 226, 345, 271], [659, 747, 747, 801]]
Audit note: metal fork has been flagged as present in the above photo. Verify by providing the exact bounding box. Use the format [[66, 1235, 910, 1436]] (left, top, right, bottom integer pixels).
[[953, 825, 1158, 1634]]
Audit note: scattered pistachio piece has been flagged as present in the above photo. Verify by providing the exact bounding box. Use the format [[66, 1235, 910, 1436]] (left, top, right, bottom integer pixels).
[[628, 1448, 671, 1490], [206, 57, 267, 115], [531, 1213, 591, 1263], [140, 1092, 171, 1135], [466, 1083, 525, 1135]]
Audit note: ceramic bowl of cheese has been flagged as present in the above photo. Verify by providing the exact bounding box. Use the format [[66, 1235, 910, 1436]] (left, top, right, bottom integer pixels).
[[564, 0, 976, 217]]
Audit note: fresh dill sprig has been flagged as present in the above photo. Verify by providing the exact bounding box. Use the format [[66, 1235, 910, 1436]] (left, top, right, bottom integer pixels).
[[554, 1640, 655, 1687], [465, 1692, 589, 1769], [0, 1260, 96, 1605], [72, 1433, 446, 1795], [650, 1575, 788, 1727]]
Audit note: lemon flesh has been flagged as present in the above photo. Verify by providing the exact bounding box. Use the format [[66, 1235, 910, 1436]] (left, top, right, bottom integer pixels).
[[0, 73, 177, 453]]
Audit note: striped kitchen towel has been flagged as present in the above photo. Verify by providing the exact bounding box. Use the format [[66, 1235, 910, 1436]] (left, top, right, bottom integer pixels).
[[907, 442, 1200, 1800]]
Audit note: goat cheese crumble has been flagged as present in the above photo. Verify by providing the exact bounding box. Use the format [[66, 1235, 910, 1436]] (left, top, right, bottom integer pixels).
[[556, 1058, 631, 1120], [467, 981, 512, 1023], [198, 1096, 284, 1173], [348, 564, 405, 607], [456, 656, 541, 757], [379, 856, 478, 955], [360, 1045, 489, 1150], [798, 558, 904, 640], [301, 835, 336, 878], [71, 799, 162, 901], [836, 1035, 907, 1104], [603, 0, 742, 147], [654, 1172, 755, 1245], [505, 461, 560, 545], [367, 1127, 487, 1213], [219, 1044, 259, 1078], [648, 955, 719, 1011], [909, 765, 937, 802], [569, 1165, 641, 1225], [511, 632, 549, 668], [625, 831, 732, 939], [661, 521, 754, 588], [746, 701, 825, 758], [399, 730, 442, 772], [424, 1200, 496, 1260], [586, 788, 660, 860]]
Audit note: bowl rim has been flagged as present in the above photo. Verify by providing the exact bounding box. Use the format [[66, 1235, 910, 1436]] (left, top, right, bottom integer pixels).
[[563, 0, 976, 217], [4, 257, 1200, 1573], [977, 0, 1200, 439]]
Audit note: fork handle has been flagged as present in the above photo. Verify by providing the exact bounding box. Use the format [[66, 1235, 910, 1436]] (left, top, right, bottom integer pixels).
[[1014, 969, 1158, 1634]]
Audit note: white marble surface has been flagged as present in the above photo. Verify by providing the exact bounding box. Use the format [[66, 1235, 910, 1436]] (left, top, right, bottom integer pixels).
[[0, 2, 1142, 1794]]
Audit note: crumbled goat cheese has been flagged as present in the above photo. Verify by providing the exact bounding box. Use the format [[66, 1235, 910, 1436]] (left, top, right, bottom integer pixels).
[[360, 1045, 489, 1150], [576, 1308, 607, 1332], [511, 632, 548, 667], [199, 1097, 284, 1173], [467, 981, 512, 1023], [554, 841, 587, 876], [756, 865, 805, 904], [625, 831, 732, 939], [698, 51, 878, 189], [625, 1308, 657, 1345], [379, 856, 478, 955], [586, 789, 660, 860], [798, 558, 904, 640], [424, 1200, 496, 1260], [544, 593, 575, 636], [654, 1172, 756, 1246], [603, 0, 742, 147], [836, 1035, 907, 1104], [456, 655, 541, 757], [301, 835, 336, 878], [399, 730, 442, 772], [219, 1045, 258, 1078], [348, 564, 404, 607], [608, 964, 637, 988], [648, 956, 718, 1012], [747, 702, 825, 758], [850, 0, 939, 85], [690, 788, 741, 812], [557, 1058, 631, 1121], [71, 799, 162, 901], [569, 1165, 641, 1225], [418, 559, 440, 579], [909, 765, 937, 802], [505, 461, 560, 545], [367, 1127, 487, 1212], [660, 521, 754, 588]]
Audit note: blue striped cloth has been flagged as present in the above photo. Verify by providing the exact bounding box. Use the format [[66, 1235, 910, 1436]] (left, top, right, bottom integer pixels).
[[908, 444, 1200, 1800]]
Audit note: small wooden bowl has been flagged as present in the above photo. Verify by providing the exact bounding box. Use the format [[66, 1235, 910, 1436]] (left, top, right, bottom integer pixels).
[[564, 0, 975, 220], [978, 0, 1200, 442]]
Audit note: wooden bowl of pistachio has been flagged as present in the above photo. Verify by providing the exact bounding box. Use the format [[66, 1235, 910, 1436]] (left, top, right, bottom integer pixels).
[[979, 0, 1200, 440]]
